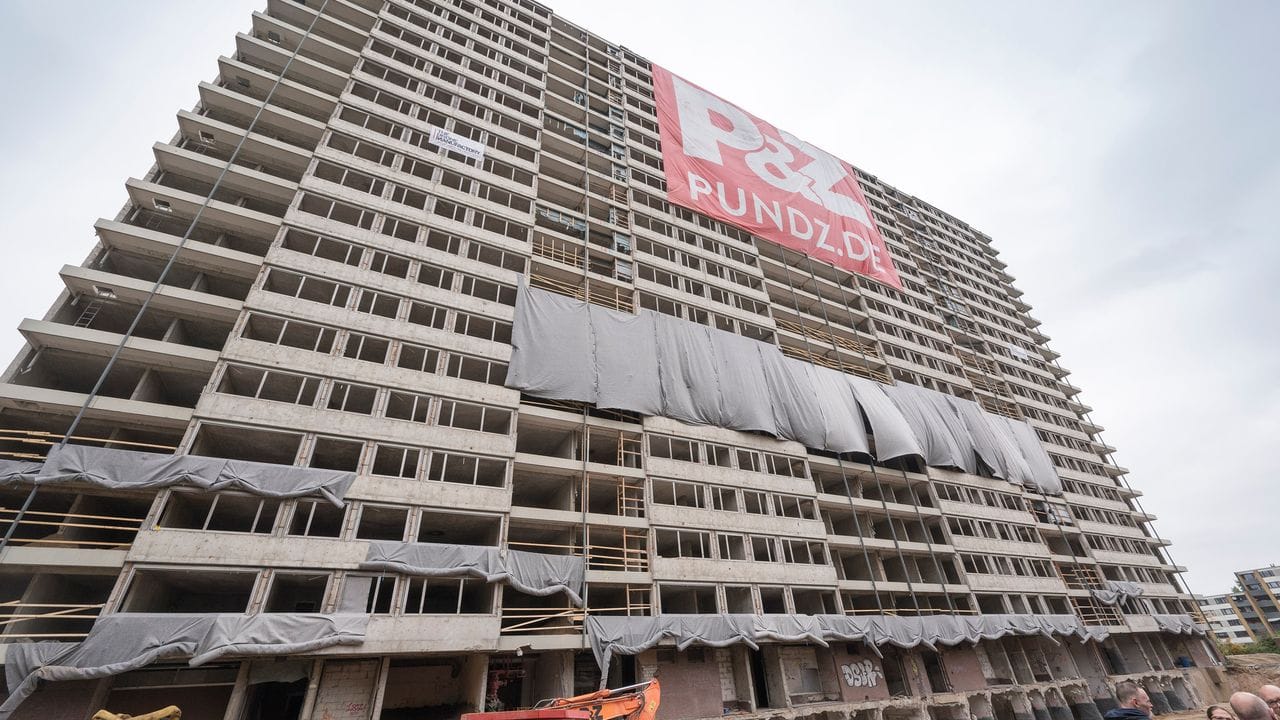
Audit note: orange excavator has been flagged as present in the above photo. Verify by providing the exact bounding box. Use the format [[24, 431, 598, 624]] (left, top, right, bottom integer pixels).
[[463, 678, 661, 720]]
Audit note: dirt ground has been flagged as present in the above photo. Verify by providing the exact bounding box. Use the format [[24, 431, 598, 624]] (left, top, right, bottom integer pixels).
[[1221, 653, 1280, 694]]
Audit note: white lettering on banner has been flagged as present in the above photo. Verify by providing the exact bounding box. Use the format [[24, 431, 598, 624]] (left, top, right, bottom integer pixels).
[[654, 64, 900, 288], [688, 171, 886, 274], [428, 126, 486, 161], [840, 659, 883, 688]]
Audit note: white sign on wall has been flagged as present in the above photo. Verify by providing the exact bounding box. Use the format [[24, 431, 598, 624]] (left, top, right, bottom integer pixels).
[[428, 126, 486, 162]]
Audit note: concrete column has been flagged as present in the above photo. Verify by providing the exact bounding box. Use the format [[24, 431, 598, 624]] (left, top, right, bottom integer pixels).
[[1029, 691, 1052, 720], [1142, 679, 1172, 715], [1045, 687, 1074, 720], [971, 692, 996, 720], [1009, 690, 1035, 720], [1063, 683, 1104, 720], [533, 651, 574, 702]]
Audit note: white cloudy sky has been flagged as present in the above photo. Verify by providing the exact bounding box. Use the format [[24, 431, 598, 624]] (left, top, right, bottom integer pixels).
[[0, 1, 1275, 594]]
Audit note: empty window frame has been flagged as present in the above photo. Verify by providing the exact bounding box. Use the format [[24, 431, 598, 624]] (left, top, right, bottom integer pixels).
[[241, 313, 337, 354], [281, 228, 363, 266], [262, 269, 351, 308], [371, 444, 422, 480], [385, 390, 434, 423], [327, 381, 378, 414], [444, 352, 508, 385], [218, 365, 320, 406], [437, 400, 511, 434], [288, 500, 347, 538], [355, 504, 409, 541], [654, 528, 710, 559], [343, 332, 390, 364], [402, 578, 491, 614], [397, 342, 442, 373], [427, 452, 507, 486], [159, 492, 280, 534], [650, 478, 705, 508], [717, 533, 747, 561], [648, 435, 698, 462]]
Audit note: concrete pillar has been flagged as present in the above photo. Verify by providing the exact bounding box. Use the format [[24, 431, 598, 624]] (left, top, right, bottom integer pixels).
[[1009, 691, 1036, 720], [1029, 692, 1052, 720], [1160, 678, 1186, 712], [730, 646, 757, 713], [970, 693, 996, 720], [1142, 679, 1171, 716], [532, 651, 574, 702], [1064, 684, 1104, 720], [1045, 688, 1074, 720]]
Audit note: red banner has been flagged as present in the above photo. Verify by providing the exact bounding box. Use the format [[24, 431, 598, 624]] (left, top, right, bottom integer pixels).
[[651, 65, 901, 289]]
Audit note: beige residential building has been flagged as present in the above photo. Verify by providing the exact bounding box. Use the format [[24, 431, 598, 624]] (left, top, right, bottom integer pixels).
[[0, 1, 1219, 719]]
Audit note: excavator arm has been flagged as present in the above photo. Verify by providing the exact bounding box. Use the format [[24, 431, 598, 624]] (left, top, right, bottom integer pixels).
[[464, 678, 660, 720], [92, 707, 182, 720]]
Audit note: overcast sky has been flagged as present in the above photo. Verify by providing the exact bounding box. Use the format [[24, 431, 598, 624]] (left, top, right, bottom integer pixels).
[[0, 1, 1275, 595]]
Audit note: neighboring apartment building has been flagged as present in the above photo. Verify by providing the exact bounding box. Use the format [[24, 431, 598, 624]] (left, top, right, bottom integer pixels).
[[1201, 564, 1280, 642], [1196, 594, 1255, 645], [0, 1, 1219, 719]]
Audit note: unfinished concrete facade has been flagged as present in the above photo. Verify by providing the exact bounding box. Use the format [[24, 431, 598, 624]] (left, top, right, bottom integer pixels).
[[0, 1, 1222, 719]]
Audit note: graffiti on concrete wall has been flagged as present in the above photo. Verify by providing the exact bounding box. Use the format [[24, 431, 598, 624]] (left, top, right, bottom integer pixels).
[[840, 659, 884, 688]]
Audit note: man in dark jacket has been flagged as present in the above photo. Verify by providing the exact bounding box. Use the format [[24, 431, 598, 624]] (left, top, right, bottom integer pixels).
[[1103, 681, 1153, 720]]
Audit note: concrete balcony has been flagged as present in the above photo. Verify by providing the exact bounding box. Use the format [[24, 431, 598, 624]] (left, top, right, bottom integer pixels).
[[152, 141, 299, 208], [216, 55, 337, 124], [235, 32, 349, 97], [176, 109, 311, 180], [95, 218, 263, 281], [0, 383, 193, 432], [248, 12, 359, 75], [651, 556, 838, 586], [126, 178, 282, 243], [60, 264, 243, 325], [17, 319, 219, 375], [648, 505, 827, 540]]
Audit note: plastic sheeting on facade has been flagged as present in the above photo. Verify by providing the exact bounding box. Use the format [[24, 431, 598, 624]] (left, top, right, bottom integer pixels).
[[506, 283, 1062, 494], [33, 445, 355, 506], [1090, 580, 1146, 607], [0, 459, 42, 487], [584, 613, 1103, 681], [359, 541, 585, 607], [0, 613, 367, 719], [1153, 614, 1207, 636]]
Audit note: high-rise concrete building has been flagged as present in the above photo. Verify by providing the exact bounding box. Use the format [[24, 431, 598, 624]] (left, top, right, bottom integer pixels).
[[0, 1, 1220, 719]]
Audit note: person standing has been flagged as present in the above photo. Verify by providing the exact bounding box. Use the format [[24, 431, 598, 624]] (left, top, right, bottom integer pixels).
[[1104, 682, 1154, 719]]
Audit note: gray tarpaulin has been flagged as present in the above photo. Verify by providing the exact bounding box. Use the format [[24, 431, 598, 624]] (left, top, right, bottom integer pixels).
[[35, 445, 355, 506], [360, 541, 585, 606], [1153, 614, 1207, 635], [848, 375, 923, 461], [591, 306, 662, 415], [0, 459, 43, 487], [883, 383, 972, 471], [508, 283, 596, 403], [1091, 581, 1145, 607], [585, 613, 1102, 681], [0, 613, 366, 719], [506, 284, 1063, 494]]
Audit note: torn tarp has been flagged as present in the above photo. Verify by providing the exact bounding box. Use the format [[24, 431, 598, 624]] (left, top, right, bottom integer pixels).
[[0, 613, 366, 719], [506, 283, 1063, 494], [1091, 580, 1145, 607], [35, 445, 355, 506], [585, 613, 1101, 681], [360, 541, 585, 607]]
